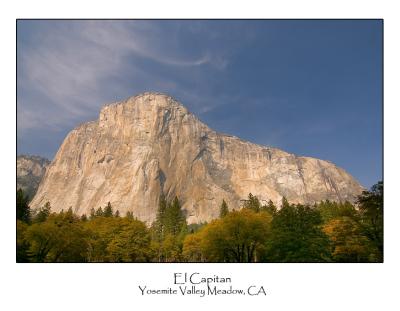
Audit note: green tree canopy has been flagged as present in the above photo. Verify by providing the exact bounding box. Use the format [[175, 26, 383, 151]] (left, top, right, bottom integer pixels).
[[32, 202, 51, 223], [103, 202, 114, 217], [17, 189, 31, 223], [25, 211, 87, 262], [261, 199, 277, 215], [242, 193, 261, 213], [267, 203, 331, 262], [357, 181, 383, 261], [95, 207, 104, 217], [164, 196, 186, 236]]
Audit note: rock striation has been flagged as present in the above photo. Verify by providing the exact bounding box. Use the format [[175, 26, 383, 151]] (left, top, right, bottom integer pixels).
[[30, 92, 364, 224], [17, 155, 50, 199]]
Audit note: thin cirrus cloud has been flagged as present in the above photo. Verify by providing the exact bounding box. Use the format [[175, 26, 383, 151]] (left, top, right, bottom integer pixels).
[[17, 20, 226, 135]]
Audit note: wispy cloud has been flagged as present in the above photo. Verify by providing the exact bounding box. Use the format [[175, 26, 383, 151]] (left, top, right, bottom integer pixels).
[[17, 20, 231, 135]]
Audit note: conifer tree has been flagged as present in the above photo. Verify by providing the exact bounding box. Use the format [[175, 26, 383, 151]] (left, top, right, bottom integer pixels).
[[33, 202, 51, 223], [80, 214, 88, 221], [357, 181, 383, 260], [281, 196, 290, 208], [261, 200, 277, 214], [17, 189, 31, 223], [219, 199, 229, 218], [164, 196, 186, 236], [243, 193, 261, 213], [155, 194, 168, 239], [95, 207, 104, 217], [103, 202, 113, 217], [267, 203, 330, 262]]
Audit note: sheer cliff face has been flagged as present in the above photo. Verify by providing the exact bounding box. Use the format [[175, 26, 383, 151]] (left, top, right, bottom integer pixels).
[[31, 93, 364, 224], [17, 155, 50, 199]]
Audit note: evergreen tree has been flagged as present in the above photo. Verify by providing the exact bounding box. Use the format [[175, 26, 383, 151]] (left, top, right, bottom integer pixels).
[[281, 196, 290, 208], [80, 214, 88, 221], [17, 220, 30, 262], [66, 207, 74, 218], [316, 200, 358, 222], [17, 188, 31, 223], [126, 211, 134, 219], [155, 194, 168, 239], [261, 199, 277, 215], [89, 208, 96, 219], [243, 193, 261, 213], [357, 181, 383, 261], [95, 207, 104, 217], [114, 210, 120, 218], [219, 199, 229, 218], [33, 202, 51, 223], [164, 196, 186, 236], [267, 203, 331, 262], [103, 202, 113, 217]]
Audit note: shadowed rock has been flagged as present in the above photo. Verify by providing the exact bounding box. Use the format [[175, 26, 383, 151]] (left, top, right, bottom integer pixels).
[[17, 155, 50, 200]]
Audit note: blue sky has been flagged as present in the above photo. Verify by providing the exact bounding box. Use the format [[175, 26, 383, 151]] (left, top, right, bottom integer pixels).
[[17, 20, 382, 188]]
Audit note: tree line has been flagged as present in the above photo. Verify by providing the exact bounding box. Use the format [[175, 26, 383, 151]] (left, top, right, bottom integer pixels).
[[16, 181, 383, 263]]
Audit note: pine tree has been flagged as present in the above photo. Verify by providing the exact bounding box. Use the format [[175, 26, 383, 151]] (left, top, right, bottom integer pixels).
[[164, 196, 186, 236], [80, 214, 88, 221], [126, 211, 134, 219], [17, 189, 31, 223], [103, 202, 113, 217], [89, 208, 96, 219], [261, 200, 277, 214], [267, 203, 331, 262], [95, 207, 104, 217], [243, 193, 261, 213], [114, 210, 120, 218], [219, 199, 229, 218], [281, 196, 290, 208], [155, 194, 168, 239], [33, 202, 51, 223], [357, 181, 383, 261]]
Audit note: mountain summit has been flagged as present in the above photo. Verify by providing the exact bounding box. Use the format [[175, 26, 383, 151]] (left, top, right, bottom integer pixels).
[[30, 92, 364, 223]]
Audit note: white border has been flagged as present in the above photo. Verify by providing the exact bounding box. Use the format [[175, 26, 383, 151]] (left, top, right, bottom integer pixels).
[[2, 1, 399, 310]]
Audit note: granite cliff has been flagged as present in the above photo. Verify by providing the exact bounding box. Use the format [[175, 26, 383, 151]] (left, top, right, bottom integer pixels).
[[17, 155, 50, 199], [30, 92, 364, 223]]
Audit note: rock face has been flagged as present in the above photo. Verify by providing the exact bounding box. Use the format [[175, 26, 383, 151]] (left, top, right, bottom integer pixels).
[[17, 155, 50, 199], [31, 92, 364, 224]]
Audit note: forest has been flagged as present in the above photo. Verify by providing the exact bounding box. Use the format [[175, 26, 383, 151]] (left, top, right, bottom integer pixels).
[[16, 182, 383, 263]]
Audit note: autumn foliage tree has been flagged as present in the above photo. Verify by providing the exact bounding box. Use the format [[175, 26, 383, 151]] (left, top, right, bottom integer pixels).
[[25, 208, 87, 262], [323, 216, 377, 262], [183, 209, 272, 262]]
